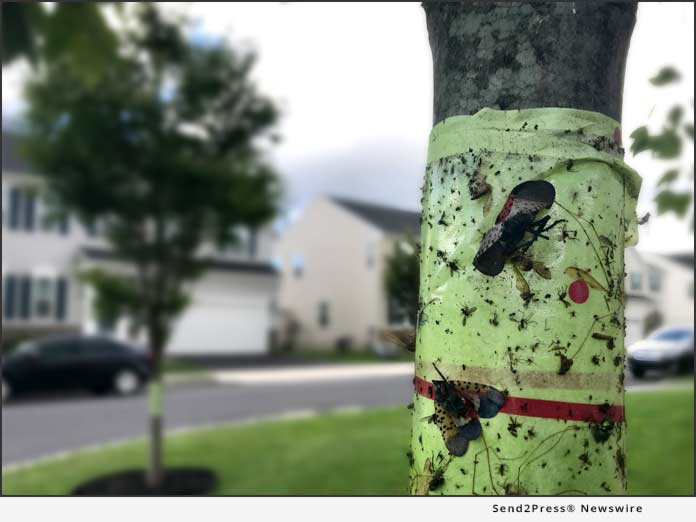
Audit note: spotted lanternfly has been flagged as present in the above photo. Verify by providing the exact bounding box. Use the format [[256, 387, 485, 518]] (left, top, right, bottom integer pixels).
[[430, 364, 506, 456], [474, 180, 563, 277]]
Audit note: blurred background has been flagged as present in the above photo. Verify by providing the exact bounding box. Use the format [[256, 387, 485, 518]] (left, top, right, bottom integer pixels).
[[1, 2, 693, 495]]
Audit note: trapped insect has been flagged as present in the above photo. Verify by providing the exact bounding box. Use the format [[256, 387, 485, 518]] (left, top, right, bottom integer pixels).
[[473, 180, 565, 277], [429, 364, 506, 456]]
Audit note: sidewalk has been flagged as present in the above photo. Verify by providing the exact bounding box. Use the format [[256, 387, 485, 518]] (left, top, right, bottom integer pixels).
[[210, 362, 415, 385], [165, 361, 689, 391]]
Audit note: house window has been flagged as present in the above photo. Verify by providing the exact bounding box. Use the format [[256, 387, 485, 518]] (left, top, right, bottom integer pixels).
[[292, 254, 304, 278], [248, 228, 258, 258], [366, 242, 376, 269], [2, 274, 68, 322], [629, 272, 642, 291], [18, 275, 32, 319], [8, 187, 36, 231], [3, 275, 17, 319], [318, 301, 330, 328], [648, 269, 661, 292], [33, 277, 55, 318], [55, 277, 68, 321]]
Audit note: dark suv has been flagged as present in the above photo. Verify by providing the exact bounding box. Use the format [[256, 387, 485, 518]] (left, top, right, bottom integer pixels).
[[2, 335, 150, 402]]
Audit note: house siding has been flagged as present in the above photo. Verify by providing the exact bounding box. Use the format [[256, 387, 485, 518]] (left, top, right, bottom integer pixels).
[[275, 197, 389, 350]]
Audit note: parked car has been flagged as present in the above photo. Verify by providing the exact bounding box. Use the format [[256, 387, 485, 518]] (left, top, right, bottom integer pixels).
[[627, 326, 694, 378], [2, 335, 150, 402]]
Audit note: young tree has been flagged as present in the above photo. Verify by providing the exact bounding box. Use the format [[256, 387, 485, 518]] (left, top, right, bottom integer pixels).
[[2, 1, 117, 81], [410, 2, 639, 495], [384, 236, 420, 327], [23, 4, 280, 487]]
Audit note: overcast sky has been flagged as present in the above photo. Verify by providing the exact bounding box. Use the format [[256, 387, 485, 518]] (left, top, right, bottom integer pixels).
[[3, 2, 693, 253]]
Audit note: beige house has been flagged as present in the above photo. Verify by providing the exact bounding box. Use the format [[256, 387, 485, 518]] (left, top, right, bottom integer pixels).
[[274, 196, 419, 350]]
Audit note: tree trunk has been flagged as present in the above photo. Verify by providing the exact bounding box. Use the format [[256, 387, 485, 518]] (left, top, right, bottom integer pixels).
[[410, 2, 639, 496], [425, 2, 636, 124], [146, 321, 166, 488]]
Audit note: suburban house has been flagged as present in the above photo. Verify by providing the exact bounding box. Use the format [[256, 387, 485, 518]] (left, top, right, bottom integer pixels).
[[2, 132, 279, 356], [273, 195, 420, 351], [624, 248, 694, 348], [275, 194, 694, 352]]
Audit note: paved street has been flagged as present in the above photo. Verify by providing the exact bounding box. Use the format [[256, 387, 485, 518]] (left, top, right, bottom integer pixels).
[[2, 372, 413, 467]]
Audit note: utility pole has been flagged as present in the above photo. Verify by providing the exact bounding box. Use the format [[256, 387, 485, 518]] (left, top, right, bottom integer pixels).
[[410, 2, 640, 495]]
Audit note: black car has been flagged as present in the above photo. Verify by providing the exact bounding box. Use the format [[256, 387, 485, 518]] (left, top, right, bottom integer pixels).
[[2, 335, 151, 402]]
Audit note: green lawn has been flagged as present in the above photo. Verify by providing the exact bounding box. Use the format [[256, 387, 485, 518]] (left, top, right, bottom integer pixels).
[[2, 387, 693, 495]]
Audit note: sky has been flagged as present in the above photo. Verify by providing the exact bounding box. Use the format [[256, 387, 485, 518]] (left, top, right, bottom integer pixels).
[[2, 2, 693, 254]]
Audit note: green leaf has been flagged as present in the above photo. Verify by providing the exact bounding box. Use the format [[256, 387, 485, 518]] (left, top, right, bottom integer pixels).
[[41, 3, 118, 85], [655, 190, 692, 218], [667, 106, 684, 128], [657, 169, 679, 187], [629, 127, 649, 155], [650, 66, 681, 86], [629, 127, 682, 159], [1, 2, 45, 64], [684, 123, 694, 139]]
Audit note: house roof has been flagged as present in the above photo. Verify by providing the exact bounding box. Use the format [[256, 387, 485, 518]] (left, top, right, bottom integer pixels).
[[330, 196, 421, 236], [665, 252, 694, 268], [2, 132, 33, 174], [81, 247, 278, 276]]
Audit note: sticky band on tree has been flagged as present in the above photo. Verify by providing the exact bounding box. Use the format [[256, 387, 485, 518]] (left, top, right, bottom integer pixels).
[[148, 380, 163, 417], [410, 108, 641, 496]]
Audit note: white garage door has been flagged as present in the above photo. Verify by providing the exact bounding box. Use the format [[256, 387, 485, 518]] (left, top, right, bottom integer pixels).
[[168, 297, 270, 355]]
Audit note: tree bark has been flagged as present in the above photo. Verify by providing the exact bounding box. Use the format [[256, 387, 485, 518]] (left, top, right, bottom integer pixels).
[[410, 2, 638, 496], [425, 2, 636, 125], [146, 320, 165, 488]]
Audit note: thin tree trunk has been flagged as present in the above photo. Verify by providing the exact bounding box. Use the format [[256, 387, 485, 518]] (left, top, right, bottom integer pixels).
[[410, 2, 638, 496], [146, 321, 165, 488], [147, 369, 164, 488]]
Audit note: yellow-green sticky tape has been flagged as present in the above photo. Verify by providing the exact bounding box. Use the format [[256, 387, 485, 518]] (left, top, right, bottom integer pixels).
[[410, 108, 641, 495], [148, 380, 163, 417]]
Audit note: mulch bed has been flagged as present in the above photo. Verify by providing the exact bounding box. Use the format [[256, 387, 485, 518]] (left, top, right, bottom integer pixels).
[[72, 467, 217, 495]]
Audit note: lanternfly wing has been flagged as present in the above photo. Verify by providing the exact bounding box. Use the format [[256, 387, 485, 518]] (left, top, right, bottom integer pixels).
[[432, 401, 470, 456], [431, 379, 507, 455], [379, 330, 416, 352], [473, 226, 506, 276], [511, 180, 556, 208], [473, 180, 556, 276]]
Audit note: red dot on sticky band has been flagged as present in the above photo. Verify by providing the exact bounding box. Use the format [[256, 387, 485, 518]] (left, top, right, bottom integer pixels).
[[568, 280, 590, 304]]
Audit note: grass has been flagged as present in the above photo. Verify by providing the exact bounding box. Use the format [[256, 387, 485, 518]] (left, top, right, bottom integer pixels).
[[161, 358, 206, 374], [2, 388, 693, 495]]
